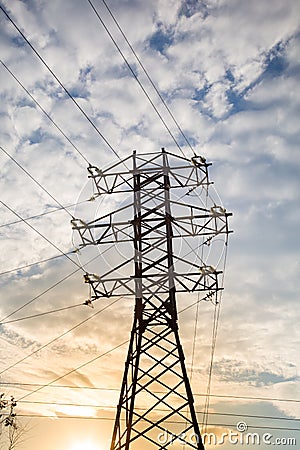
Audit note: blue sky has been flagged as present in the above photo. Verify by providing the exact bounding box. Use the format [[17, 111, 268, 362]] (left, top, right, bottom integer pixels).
[[0, 0, 300, 449]]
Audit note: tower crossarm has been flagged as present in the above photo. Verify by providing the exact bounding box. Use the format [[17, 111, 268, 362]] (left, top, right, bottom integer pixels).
[[88, 151, 211, 196], [71, 203, 232, 247], [83, 268, 222, 300]]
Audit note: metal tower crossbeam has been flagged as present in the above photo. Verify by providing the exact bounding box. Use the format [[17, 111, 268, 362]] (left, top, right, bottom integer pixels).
[[72, 149, 232, 449]]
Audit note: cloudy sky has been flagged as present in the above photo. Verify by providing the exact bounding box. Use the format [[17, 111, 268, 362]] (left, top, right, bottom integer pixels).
[[0, 0, 299, 449]]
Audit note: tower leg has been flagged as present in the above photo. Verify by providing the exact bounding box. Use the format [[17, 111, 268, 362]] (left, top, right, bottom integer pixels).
[[110, 305, 204, 449]]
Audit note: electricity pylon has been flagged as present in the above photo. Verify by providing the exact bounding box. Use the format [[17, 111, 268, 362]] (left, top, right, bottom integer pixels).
[[72, 149, 231, 449]]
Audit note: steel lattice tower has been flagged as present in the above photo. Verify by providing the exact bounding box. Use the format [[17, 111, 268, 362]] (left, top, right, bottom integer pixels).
[[72, 149, 231, 449]]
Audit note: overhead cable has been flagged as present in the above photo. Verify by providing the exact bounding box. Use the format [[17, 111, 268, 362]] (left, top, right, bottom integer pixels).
[[0, 199, 89, 230], [0, 255, 89, 324], [0, 146, 74, 219], [0, 297, 124, 378], [6, 414, 300, 432], [17, 337, 129, 401], [86, 0, 186, 158], [0, 242, 117, 323], [2, 382, 300, 404], [0, 58, 91, 166], [0, 303, 83, 326], [100, 0, 196, 156], [0, 251, 74, 277], [0, 4, 124, 165], [0, 200, 81, 270], [203, 244, 228, 432], [15, 401, 300, 424]]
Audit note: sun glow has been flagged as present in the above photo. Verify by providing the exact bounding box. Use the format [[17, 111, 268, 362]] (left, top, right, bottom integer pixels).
[[69, 440, 102, 450]]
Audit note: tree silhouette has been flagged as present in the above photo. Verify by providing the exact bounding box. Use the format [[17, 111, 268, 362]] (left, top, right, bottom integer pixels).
[[0, 393, 24, 450]]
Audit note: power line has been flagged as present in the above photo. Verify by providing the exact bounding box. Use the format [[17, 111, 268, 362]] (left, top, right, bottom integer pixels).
[[0, 200, 82, 270], [0, 4, 124, 165], [2, 382, 300, 404], [0, 241, 117, 324], [190, 296, 200, 381], [0, 251, 74, 277], [203, 302, 220, 432], [5, 414, 300, 432], [17, 338, 129, 402], [180, 421, 300, 432], [12, 414, 113, 421], [0, 303, 84, 325], [0, 255, 88, 324], [86, 0, 186, 158], [201, 393, 300, 404], [15, 401, 300, 423], [0, 58, 90, 166], [0, 296, 124, 378], [203, 242, 228, 432], [0, 199, 90, 230], [0, 146, 74, 220], [0, 381, 300, 403], [100, 0, 196, 156]]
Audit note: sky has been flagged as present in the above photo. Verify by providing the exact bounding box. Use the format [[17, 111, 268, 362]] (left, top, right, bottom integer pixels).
[[0, 0, 300, 449]]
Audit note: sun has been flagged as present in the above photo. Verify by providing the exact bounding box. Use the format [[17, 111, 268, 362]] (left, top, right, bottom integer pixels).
[[69, 440, 103, 450]]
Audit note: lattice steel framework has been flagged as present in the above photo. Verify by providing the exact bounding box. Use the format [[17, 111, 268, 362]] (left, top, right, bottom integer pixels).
[[72, 149, 232, 449]]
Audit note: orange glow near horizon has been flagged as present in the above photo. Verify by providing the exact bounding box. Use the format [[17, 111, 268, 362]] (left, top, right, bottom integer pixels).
[[69, 439, 103, 450]]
